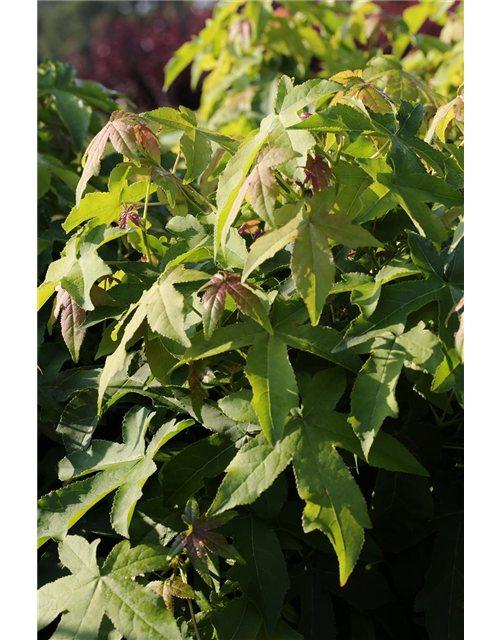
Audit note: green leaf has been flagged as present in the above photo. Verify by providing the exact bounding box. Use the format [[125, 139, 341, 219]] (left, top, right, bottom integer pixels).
[[209, 429, 299, 515], [38, 154, 51, 199], [182, 321, 264, 363], [56, 389, 99, 453], [180, 127, 213, 184], [289, 103, 380, 134], [38, 407, 193, 542], [144, 282, 191, 347], [319, 213, 383, 248], [333, 278, 446, 353], [98, 304, 147, 413], [161, 434, 236, 508], [218, 389, 258, 424], [38, 536, 183, 640], [38, 254, 111, 312], [277, 323, 363, 373], [228, 515, 290, 631], [215, 118, 273, 252], [245, 333, 299, 445], [53, 88, 92, 149], [348, 335, 407, 457], [291, 213, 335, 326], [242, 207, 303, 281], [407, 231, 447, 280], [291, 416, 371, 586], [309, 411, 428, 476], [212, 596, 262, 640]]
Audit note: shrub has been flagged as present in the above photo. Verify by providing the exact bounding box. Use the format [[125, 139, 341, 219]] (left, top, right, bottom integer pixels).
[[38, 3, 463, 638]]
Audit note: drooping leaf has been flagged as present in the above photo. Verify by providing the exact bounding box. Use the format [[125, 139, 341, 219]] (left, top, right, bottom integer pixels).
[[348, 335, 407, 457], [52, 287, 87, 362], [180, 127, 213, 184], [76, 111, 142, 206], [291, 415, 371, 586], [291, 206, 335, 326], [212, 596, 262, 640], [228, 515, 290, 631], [201, 272, 273, 336], [245, 333, 299, 445]]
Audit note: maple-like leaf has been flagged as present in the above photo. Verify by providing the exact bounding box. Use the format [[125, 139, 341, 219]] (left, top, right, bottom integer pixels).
[[38, 535, 183, 640], [172, 498, 243, 581], [76, 111, 142, 206], [199, 272, 273, 338], [303, 152, 335, 192], [38, 407, 194, 544]]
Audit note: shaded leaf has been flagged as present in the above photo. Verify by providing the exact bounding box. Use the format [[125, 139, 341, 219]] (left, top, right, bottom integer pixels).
[[246, 333, 299, 445]]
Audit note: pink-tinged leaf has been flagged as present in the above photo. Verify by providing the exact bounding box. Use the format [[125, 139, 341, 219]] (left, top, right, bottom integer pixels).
[[54, 288, 87, 363], [200, 274, 228, 339], [133, 123, 161, 164], [201, 530, 239, 559], [76, 111, 140, 206], [229, 147, 297, 228], [304, 152, 335, 192], [224, 274, 273, 334], [177, 499, 244, 570]]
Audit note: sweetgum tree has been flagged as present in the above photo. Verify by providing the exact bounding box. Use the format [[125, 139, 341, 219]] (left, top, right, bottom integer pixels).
[[38, 2, 463, 638]]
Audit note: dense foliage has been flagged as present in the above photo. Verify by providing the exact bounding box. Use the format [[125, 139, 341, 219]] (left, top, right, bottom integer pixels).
[[38, 2, 464, 639]]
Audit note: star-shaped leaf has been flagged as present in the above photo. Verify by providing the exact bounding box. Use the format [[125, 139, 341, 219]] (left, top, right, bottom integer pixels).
[[38, 406, 194, 545], [38, 535, 183, 640]]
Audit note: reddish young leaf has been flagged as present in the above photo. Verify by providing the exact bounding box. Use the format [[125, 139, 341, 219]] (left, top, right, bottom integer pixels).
[[53, 287, 87, 363], [133, 123, 161, 164], [76, 111, 141, 206], [304, 152, 335, 192], [200, 273, 228, 339]]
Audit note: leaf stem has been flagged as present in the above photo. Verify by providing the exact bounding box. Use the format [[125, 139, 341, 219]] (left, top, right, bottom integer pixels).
[[172, 150, 182, 175], [188, 599, 202, 640], [180, 568, 201, 640], [140, 175, 153, 265], [369, 139, 390, 160], [183, 296, 203, 318], [333, 135, 345, 165]]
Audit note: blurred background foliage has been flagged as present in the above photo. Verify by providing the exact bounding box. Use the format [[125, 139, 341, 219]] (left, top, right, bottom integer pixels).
[[38, 0, 463, 113]]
